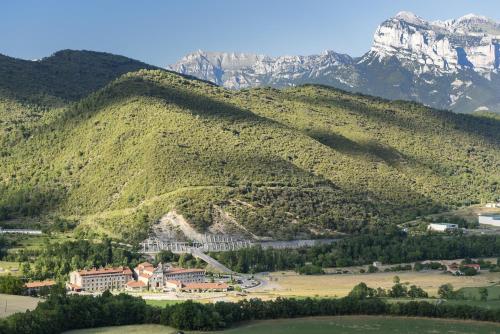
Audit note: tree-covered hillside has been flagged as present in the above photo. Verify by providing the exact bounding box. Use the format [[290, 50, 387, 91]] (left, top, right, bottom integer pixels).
[[0, 50, 158, 107], [0, 63, 498, 241]]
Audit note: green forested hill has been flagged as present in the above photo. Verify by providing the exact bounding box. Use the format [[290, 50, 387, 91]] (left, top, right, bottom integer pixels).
[[0, 50, 158, 107], [0, 64, 498, 241]]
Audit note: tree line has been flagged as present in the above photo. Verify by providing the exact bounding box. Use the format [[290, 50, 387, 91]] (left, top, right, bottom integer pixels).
[[211, 231, 500, 273], [5, 239, 141, 280]]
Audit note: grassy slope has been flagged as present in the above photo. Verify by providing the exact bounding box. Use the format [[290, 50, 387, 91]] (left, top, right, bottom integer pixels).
[[0, 69, 499, 241]]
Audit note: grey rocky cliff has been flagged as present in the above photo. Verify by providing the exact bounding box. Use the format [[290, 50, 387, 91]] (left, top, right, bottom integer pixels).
[[169, 12, 500, 113]]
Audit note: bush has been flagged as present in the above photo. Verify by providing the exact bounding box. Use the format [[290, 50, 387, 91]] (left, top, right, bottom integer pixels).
[[297, 264, 324, 275], [460, 266, 478, 276], [0, 275, 25, 295]]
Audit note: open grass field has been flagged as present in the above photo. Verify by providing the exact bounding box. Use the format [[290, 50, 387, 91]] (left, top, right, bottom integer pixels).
[[0, 261, 20, 276], [64, 316, 500, 334], [445, 299, 500, 309], [136, 270, 500, 304], [0, 294, 41, 318], [144, 299, 183, 307], [252, 270, 500, 299], [5, 233, 74, 253], [459, 285, 500, 300], [65, 325, 177, 333]]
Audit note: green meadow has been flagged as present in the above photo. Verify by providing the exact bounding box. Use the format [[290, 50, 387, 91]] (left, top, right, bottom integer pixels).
[[64, 316, 500, 334]]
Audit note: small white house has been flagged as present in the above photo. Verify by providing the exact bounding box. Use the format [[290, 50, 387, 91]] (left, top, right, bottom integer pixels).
[[427, 223, 458, 232], [478, 214, 500, 227], [485, 203, 500, 208]]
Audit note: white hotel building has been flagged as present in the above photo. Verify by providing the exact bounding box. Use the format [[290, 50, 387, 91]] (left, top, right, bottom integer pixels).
[[68, 267, 133, 292]]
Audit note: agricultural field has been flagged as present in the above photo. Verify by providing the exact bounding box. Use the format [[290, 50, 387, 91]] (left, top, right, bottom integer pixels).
[[64, 316, 500, 334], [440, 285, 500, 309], [250, 270, 500, 299], [0, 261, 20, 276], [0, 293, 41, 318], [65, 325, 176, 334], [4, 233, 74, 253], [459, 284, 500, 300], [144, 299, 183, 307], [444, 299, 500, 310]]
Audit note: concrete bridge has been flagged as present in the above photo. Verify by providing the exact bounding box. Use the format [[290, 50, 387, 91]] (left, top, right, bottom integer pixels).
[[139, 236, 252, 254], [189, 248, 233, 274], [139, 235, 338, 255]]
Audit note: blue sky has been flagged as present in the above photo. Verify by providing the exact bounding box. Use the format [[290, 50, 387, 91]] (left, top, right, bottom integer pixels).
[[2, 1, 499, 66]]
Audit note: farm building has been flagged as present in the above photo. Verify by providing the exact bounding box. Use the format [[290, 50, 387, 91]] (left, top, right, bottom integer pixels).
[[24, 280, 56, 295], [478, 214, 500, 227], [427, 223, 458, 232], [125, 280, 146, 291]]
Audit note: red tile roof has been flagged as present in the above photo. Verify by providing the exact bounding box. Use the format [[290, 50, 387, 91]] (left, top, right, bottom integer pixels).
[[463, 264, 481, 269], [126, 281, 146, 288], [165, 280, 183, 287], [25, 280, 56, 288], [67, 283, 81, 290], [166, 268, 205, 274], [76, 267, 131, 276], [137, 262, 154, 270]]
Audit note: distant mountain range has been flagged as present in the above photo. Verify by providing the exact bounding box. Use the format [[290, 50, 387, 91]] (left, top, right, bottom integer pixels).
[[169, 12, 500, 114]]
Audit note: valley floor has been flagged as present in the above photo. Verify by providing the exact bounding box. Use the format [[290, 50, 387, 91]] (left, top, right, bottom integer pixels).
[[253, 269, 500, 298], [131, 264, 500, 304], [63, 316, 500, 334]]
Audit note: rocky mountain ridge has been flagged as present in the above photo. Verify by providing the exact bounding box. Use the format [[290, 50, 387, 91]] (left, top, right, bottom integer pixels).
[[169, 12, 500, 113]]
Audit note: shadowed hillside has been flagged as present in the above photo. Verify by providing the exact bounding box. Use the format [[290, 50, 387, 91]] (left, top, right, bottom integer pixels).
[[0, 50, 159, 106]]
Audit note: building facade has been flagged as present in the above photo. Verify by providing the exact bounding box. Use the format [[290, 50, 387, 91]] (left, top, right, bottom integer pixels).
[[68, 267, 133, 292], [427, 223, 458, 232], [133, 262, 205, 290], [165, 280, 229, 292], [478, 214, 500, 227], [25, 280, 56, 295]]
